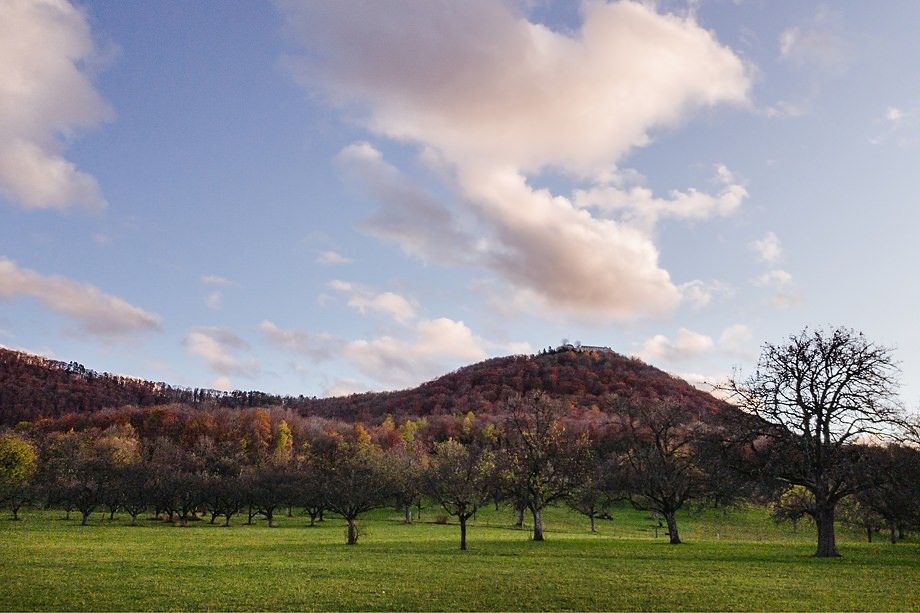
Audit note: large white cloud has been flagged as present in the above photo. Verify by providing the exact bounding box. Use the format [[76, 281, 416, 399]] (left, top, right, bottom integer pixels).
[[0, 257, 160, 338], [282, 0, 751, 320], [281, 0, 749, 175], [0, 0, 112, 210]]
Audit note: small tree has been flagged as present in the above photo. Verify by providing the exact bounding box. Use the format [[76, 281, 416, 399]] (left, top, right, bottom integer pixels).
[[319, 433, 394, 545], [566, 455, 622, 533], [725, 327, 907, 557], [0, 434, 37, 520], [425, 439, 495, 550]]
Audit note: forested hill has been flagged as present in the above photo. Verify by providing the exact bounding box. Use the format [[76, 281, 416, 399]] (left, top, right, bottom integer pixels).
[[308, 348, 731, 420], [0, 346, 730, 425]]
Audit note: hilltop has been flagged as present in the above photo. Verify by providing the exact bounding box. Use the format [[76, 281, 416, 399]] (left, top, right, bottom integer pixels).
[[0, 345, 730, 425]]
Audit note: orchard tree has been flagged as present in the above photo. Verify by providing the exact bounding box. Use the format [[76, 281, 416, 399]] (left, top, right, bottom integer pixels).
[[502, 392, 591, 541], [0, 433, 37, 519], [320, 431, 395, 545], [619, 401, 713, 544], [725, 327, 907, 557], [566, 455, 622, 533], [390, 442, 428, 524], [425, 439, 495, 550]]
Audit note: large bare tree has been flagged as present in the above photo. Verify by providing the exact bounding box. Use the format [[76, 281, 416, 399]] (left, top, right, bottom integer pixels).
[[725, 326, 906, 557]]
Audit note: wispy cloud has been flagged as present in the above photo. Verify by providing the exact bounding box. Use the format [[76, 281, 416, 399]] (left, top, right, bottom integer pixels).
[[183, 327, 260, 377], [0, 257, 160, 338]]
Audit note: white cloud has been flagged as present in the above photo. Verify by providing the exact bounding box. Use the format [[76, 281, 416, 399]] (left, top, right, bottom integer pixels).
[[262, 312, 525, 390], [752, 269, 800, 309], [200, 275, 234, 287], [210, 376, 234, 392], [778, 8, 847, 74], [753, 269, 792, 287], [0, 257, 160, 338], [870, 105, 919, 147], [282, 0, 751, 320], [183, 327, 259, 377], [205, 291, 222, 310], [343, 317, 488, 388], [886, 107, 905, 122], [328, 279, 417, 323], [638, 327, 714, 364], [574, 164, 748, 232], [323, 378, 372, 397], [282, 1, 749, 175], [335, 142, 474, 264], [718, 323, 753, 357], [258, 319, 338, 361], [679, 279, 733, 310], [315, 250, 353, 265], [0, 0, 113, 210], [750, 231, 783, 264]]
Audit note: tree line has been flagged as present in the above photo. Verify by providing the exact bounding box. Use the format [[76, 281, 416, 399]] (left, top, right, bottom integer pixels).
[[1, 327, 918, 556]]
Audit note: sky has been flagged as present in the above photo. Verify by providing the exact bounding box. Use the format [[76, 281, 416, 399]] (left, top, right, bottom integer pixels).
[[1, 0, 919, 404]]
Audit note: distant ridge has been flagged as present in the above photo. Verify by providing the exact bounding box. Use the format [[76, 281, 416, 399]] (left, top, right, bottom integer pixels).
[[0, 345, 730, 425]]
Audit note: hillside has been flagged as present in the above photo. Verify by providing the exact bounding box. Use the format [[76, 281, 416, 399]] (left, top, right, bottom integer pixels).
[[0, 346, 730, 425], [306, 348, 730, 420]]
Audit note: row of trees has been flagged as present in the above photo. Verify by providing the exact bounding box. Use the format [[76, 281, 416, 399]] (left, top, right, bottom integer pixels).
[[1, 327, 917, 557]]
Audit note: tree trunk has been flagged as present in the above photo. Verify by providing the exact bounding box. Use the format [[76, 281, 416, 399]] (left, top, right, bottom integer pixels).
[[890, 523, 897, 544], [515, 505, 525, 528], [899, 525, 906, 540], [81, 510, 91, 526], [109, 508, 116, 520], [266, 510, 274, 528], [246, 505, 255, 525], [815, 505, 840, 557], [65, 508, 71, 520], [287, 504, 293, 518], [866, 525, 873, 543], [346, 519, 358, 545], [664, 510, 681, 545], [404, 506, 412, 524], [459, 515, 468, 550], [308, 510, 317, 527], [11, 503, 20, 520], [531, 507, 544, 542], [589, 513, 596, 533]]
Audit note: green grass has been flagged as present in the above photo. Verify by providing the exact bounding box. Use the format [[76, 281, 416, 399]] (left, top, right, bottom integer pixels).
[[2, 504, 919, 611]]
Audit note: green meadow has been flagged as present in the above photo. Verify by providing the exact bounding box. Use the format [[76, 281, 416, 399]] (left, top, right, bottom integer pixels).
[[2, 505, 919, 611]]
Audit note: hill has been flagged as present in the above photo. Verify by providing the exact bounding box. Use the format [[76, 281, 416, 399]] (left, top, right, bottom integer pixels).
[[0, 346, 730, 425]]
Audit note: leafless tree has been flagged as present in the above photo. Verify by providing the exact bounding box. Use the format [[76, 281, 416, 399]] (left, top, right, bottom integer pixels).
[[501, 392, 591, 541], [724, 326, 907, 557], [619, 401, 712, 544]]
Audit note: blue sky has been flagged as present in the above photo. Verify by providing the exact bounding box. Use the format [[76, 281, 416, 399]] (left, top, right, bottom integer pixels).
[[1, 0, 919, 404]]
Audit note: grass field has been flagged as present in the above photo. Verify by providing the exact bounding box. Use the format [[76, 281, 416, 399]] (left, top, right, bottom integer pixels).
[[2, 504, 919, 611]]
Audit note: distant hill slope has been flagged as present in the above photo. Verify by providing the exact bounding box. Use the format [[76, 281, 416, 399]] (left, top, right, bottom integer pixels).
[[307, 348, 731, 420], [0, 346, 730, 424]]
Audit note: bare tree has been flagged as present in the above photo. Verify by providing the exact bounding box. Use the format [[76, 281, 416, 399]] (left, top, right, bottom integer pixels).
[[724, 327, 906, 557], [425, 439, 495, 550], [501, 392, 591, 541], [619, 401, 712, 544]]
